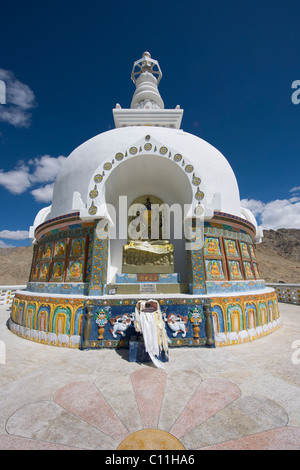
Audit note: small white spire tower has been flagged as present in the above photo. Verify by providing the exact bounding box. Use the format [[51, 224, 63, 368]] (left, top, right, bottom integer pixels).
[[113, 51, 183, 129]]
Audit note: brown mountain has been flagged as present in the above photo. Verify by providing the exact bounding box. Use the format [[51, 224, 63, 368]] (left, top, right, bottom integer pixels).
[[0, 229, 299, 285], [256, 229, 300, 283]]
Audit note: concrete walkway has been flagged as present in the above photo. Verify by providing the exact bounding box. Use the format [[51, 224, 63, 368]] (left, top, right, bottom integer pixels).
[[0, 302, 300, 450]]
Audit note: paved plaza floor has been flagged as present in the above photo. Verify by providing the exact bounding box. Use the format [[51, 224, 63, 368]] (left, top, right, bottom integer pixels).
[[0, 302, 300, 450]]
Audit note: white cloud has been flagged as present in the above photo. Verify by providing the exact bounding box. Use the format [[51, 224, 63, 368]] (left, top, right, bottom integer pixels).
[[290, 186, 300, 193], [0, 69, 36, 128], [29, 155, 67, 183], [0, 230, 29, 240], [0, 163, 31, 194], [240, 198, 265, 217], [31, 183, 54, 203], [241, 195, 300, 230], [0, 154, 66, 202]]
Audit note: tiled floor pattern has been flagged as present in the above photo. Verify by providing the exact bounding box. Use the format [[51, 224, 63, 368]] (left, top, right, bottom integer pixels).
[[1, 302, 300, 450], [1, 367, 300, 450]]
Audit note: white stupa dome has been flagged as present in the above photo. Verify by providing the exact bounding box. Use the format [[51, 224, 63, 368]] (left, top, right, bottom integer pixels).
[[31, 51, 260, 242], [48, 125, 241, 221]]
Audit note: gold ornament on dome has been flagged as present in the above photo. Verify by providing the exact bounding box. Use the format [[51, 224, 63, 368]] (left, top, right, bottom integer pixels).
[[185, 164, 194, 173], [195, 187, 204, 201], [159, 146, 168, 155], [173, 153, 182, 162], [88, 201, 97, 216], [129, 146, 138, 155], [115, 152, 124, 161], [192, 173, 201, 186], [103, 162, 112, 171], [94, 174, 103, 183], [89, 185, 98, 199]]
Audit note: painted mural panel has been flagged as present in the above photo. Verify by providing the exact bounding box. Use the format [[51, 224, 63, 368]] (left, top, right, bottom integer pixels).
[[253, 263, 260, 278], [54, 241, 67, 258], [81, 302, 209, 349], [39, 263, 50, 281], [205, 259, 226, 280], [66, 260, 84, 281], [204, 236, 222, 256], [224, 239, 239, 258], [70, 238, 85, 257], [51, 262, 65, 282], [228, 260, 243, 280], [243, 261, 254, 279], [240, 242, 250, 259], [43, 243, 53, 259], [249, 244, 256, 259]]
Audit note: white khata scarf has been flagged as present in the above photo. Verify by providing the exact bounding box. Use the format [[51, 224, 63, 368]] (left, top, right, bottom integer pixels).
[[134, 300, 169, 369]]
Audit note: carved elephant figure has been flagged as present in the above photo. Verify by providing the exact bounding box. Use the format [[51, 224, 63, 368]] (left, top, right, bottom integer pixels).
[[47, 333, 58, 346], [58, 334, 70, 347]]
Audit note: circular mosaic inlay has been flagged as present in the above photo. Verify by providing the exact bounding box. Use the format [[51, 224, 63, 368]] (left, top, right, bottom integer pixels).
[[192, 175, 201, 186], [129, 146, 138, 155], [94, 174, 103, 183], [185, 164, 194, 173], [88, 202, 97, 215], [115, 152, 124, 161], [159, 146, 168, 155], [103, 162, 112, 171], [144, 143, 152, 151], [173, 153, 182, 162], [195, 188, 205, 200], [89, 188, 98, 199], [117, 429, 185, 450]]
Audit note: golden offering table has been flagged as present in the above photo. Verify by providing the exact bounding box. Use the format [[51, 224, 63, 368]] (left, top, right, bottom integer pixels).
[[122, 240, 174, 274]]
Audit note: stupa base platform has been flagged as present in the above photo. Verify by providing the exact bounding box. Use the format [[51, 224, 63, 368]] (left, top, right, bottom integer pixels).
[[9, 286, 281, 350]]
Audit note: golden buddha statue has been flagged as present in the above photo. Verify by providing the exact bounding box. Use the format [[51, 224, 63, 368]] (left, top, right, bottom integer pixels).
[[122, 195, 174, 274], [231, 262, 240, 277], [227, 241, 236, 255], [207, 238, 218, 253], [210, 261, 221, 277]]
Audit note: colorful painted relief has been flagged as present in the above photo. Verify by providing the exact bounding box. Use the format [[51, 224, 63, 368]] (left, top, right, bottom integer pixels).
[[110, 313, 134, 339], [249, 244, 256, 259], [67, 260, 84, 281], [204, 236, 221, 256], [244, 261, 254, 279], [228, 260, 243, 280], [165, 312, 189, 338], [224, 239, 238, 258], [70, 238, 85, 257], [240, 242, 250, 259], [51, 262, 65, 281], [253, 263, 260, 278], [43, 244, 52, 259], [205, 259, 225, 280], [54, 241, 66, 258], [40, 263, 50, 281], [32, 264, 39, 280]]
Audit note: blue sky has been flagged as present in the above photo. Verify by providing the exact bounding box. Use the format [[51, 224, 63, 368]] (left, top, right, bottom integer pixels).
[[0, 0, 300, 247]]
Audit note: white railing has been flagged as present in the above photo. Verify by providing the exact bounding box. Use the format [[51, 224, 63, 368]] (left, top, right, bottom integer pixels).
[[266, 284, 300, 305], [0, 285, 26, 306]]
